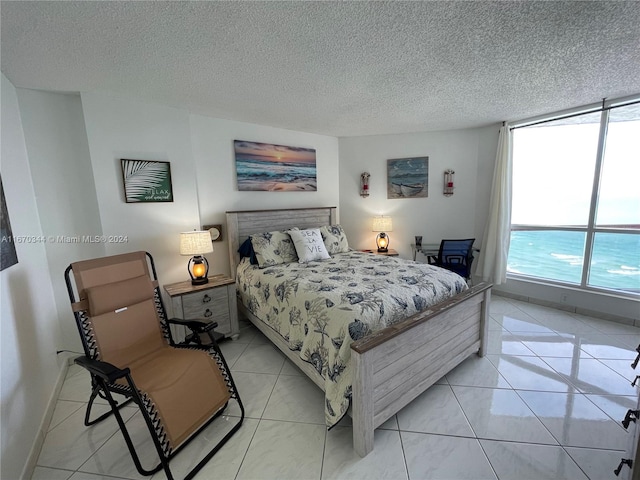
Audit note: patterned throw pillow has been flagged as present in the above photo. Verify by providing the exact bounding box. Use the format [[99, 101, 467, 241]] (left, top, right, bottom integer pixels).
[[250, 229, 298, 268], [288, 228, 331, 263], [320, 224, 350, 254]]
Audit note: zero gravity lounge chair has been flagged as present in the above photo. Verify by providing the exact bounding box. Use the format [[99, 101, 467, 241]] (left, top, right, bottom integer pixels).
[[65, 251, 244, 480]]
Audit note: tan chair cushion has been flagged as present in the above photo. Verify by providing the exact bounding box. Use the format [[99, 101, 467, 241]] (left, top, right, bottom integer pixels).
[[124, 347, 231, 448], [89, 298, 166, 367], [86, 275, 155, 316]]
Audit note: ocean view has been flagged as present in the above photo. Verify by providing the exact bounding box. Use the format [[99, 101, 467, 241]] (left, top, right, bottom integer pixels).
[[508, 230, 640, 292]]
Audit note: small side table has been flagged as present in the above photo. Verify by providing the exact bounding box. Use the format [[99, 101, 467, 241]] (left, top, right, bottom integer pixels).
[[411, 244, 440, 261], [164, 274, 239, 340], [360, 248, 399, 257]]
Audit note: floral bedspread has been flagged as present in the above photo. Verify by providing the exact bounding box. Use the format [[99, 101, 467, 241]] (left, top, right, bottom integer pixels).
[[236, 250, 468, 427]]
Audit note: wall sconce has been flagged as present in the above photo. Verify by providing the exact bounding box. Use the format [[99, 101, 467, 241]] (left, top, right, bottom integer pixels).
[[444, 169, 455, 196], [372, 216, 393, 252], [180, 230, 214, 285], [360, 172, 370, 197]]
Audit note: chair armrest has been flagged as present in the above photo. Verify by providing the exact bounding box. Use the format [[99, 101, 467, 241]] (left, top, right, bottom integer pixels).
[[168, 318, 218, 332], [74, 356, 130, 383]]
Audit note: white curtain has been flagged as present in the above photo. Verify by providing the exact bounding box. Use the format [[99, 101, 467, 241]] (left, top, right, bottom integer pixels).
[[476, 125, 512, 285]]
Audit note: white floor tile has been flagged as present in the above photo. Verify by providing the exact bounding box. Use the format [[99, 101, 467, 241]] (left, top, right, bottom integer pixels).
[[150, 418, 259, 480], [542, 357, 638, 396], [445, 355, 511, 389], [236, 420, 325, 480], [480, 439, 587, 480], [280, 358, 305, 376], [452, 386, 558, 445], [517, 390, 630, 450], [322, 427, 407, 480], [565, 446, 628, 480], [485, 330, 536, 356], [487, 354, 577, 392], [396, 384, 475, 437], [231, 343, 285, 374], [492, 312, 554, 334], [585, 394, 637, 425], [402, 432, 497, 480], [517, 332, 595, 358], [225, 371, 277, 419], [577, 333, 637, 360], [69, 472, 131, 480], [31, 466, 74, 480], [217, 339, 249, 368], [79, 411, 155, 480], [262, 374, 326, 424], [49, 401, 85, 431], [37, 408, 134, 470]]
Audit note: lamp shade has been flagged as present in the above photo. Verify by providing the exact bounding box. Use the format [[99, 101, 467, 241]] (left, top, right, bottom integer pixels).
[[179, 231, 214, 255], [372, 216, 393, 232]]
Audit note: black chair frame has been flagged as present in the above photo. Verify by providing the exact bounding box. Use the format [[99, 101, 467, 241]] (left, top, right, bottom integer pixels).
[[65, 252, 244, 480]]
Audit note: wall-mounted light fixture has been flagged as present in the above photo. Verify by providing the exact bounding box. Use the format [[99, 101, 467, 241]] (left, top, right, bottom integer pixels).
[[372, 216, 393, 252], [180, 230, 214, 285], [360, 172, 370, 197], [444, 169, 455, 196]]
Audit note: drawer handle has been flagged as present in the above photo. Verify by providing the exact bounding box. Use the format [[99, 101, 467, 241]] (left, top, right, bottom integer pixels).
[[622, 409, 640, 429], [631, 344, 640, 369], [614, 458, 633, 476], [204, 309, 213, 318], [203, 294, 211, 303]]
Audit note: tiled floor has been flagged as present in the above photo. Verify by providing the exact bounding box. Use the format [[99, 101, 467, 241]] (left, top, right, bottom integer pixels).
[[32, 295, 640, 480]]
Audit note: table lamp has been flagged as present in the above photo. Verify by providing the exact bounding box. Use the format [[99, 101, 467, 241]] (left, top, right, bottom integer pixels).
[[180, 230, 214, 285], [372, 216, 393, 252]]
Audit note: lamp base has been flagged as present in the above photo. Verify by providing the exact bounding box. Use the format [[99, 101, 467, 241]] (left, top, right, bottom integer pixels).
[[191, 276, 209, 286], [377, 247, 388, 253]]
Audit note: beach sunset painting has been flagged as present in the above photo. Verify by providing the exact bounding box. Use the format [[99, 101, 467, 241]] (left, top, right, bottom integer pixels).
[[234, 140, 317, 191]]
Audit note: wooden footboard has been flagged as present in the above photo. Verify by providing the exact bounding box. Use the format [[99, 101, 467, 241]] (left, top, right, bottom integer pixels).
[[350, 282, 491, 456]]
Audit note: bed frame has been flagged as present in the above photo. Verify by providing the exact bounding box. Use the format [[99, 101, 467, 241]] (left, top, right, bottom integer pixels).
[[226, 207, 491, 456]]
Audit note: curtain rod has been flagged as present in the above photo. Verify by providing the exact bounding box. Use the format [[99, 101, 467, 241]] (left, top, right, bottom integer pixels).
[[509, 99, 640, 131]]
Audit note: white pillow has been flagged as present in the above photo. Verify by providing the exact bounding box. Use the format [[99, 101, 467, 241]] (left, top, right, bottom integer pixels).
[[288, 228, 331, 263]]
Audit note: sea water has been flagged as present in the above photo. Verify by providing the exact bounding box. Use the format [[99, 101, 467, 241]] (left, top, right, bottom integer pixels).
[[236, 157, 317, 189], [507, 230, 640, 292]]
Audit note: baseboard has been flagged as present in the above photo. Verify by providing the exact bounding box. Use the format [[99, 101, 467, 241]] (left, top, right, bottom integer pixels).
[[21, 360, 69, 480], [494, 290, 638, 326]]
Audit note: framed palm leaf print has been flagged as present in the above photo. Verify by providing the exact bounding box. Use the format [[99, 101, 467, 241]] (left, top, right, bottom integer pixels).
[[121, 159, 173, 203]]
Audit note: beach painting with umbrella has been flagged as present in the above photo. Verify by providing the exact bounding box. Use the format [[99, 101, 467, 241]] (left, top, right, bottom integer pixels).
[[234, 140, 317, 191], [387, 156, 428, 198]]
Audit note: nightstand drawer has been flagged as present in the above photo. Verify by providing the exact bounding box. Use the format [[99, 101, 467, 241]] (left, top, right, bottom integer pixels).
[[182, 289, 230, 331], [164, 275, 238, 340]]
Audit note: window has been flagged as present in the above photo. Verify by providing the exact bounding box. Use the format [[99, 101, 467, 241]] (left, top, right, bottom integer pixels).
[[507, 98, 640, 296]]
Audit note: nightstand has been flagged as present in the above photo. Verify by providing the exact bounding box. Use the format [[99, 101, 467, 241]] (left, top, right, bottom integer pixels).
[[164, 274, 239, 340], [360, 248, 399, 257]]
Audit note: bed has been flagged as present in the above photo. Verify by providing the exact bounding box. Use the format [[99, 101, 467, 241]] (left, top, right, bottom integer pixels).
[[226, 207, 491, 456]]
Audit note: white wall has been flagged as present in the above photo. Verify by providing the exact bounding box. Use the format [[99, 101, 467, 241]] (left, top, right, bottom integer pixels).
[[81, 91, 202, 285], [80, 93, 340, 285], [190, 114, 340, 278], [1, 74, 62, 480], [338, 126, 499, 260], [16, 89, 105, 352]]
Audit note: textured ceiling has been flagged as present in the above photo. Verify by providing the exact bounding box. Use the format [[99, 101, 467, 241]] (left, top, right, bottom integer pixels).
[[2, 1, 639, 137]]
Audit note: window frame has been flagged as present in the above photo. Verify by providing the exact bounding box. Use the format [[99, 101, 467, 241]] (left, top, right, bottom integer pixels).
[[508, 95, 640, 298]]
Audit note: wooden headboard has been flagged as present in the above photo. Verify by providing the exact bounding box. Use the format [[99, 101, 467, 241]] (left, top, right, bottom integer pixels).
[[225, 207, 337, 278]]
